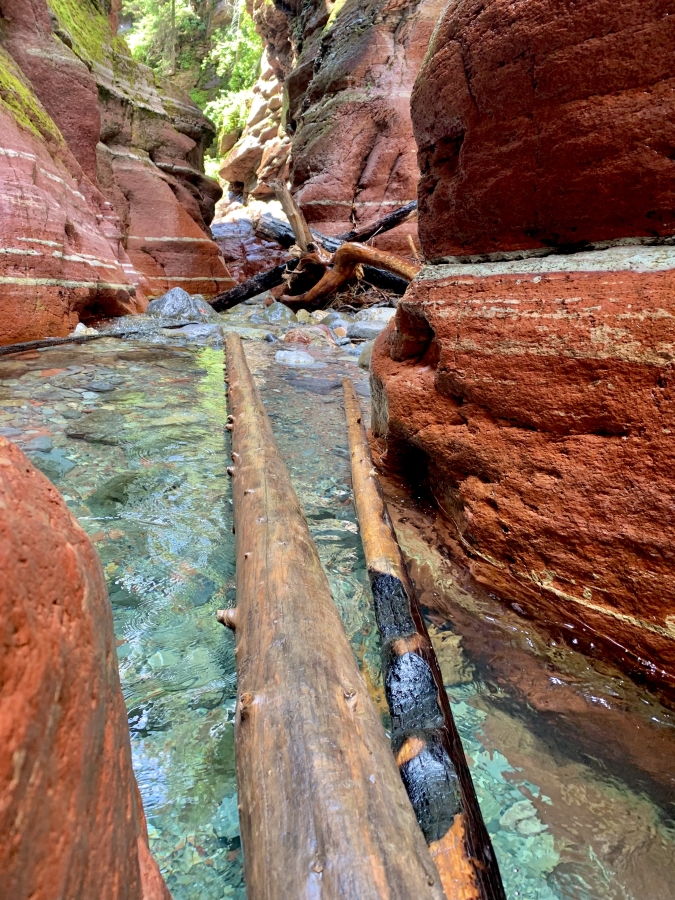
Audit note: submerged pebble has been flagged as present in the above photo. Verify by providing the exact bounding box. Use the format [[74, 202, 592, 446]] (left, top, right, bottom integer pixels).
[[275, 350, 317, 367]]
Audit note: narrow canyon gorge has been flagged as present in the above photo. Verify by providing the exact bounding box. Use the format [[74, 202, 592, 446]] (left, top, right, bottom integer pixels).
[[1, 1, 674, 898]]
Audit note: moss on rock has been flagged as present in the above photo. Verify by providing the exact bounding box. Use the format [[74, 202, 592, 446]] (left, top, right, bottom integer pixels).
[[0, 46, 64, 144]]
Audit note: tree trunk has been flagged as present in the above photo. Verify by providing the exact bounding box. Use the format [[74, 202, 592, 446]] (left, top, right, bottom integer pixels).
[[342, 378, 507, 900], [170, 0, 176, 75], [221, 334, 446, 900]]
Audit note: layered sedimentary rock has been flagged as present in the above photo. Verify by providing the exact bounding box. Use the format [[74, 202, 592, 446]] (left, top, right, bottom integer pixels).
[[0, 39, 144, 343], [0, 437, 170, 900], [372, 248, 675, 688], [0, 0, 233, 343], [221, 0, 442, 253], [411, 0, 675, 259], [373, 0, 675, 690], [219, 50, 290, 201]]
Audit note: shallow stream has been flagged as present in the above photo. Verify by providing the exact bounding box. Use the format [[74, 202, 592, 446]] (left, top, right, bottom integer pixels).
[[1, 315, 673, 900]]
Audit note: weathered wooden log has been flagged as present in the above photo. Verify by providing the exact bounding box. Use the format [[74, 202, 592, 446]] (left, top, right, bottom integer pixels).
[[222, 333, 445, 900], [210, 260, 298, 313], [0, 333, 107, 357], [342, 378, 506, 900], [256, 201, 418, 253], [281, 243, 421, 309], [335, 199, 418, 244], [269, 180, 316, 252]]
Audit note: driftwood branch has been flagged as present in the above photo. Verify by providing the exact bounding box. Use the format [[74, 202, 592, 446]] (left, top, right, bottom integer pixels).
[[335, 199, 418, 244], [269, 180, 315, 252], [210, 200, 418, 313], [0, 333, 108, 357], [343, 378, 506, 900], [281, 243, 421, 310], [221, 334, 446, 900]]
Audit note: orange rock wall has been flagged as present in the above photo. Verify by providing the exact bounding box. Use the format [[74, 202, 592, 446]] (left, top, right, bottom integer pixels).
[[0, 437, 170, 900]]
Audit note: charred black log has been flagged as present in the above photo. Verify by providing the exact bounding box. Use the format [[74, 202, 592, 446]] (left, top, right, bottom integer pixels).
[[343, 378, 506, 900]]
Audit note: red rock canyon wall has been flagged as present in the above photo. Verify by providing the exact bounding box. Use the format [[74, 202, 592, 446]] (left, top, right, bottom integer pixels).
[[373, 0, 675, 690], [220, 0, 445, 253], [0, 0, 234, 345], [0, 437, 170, 900]]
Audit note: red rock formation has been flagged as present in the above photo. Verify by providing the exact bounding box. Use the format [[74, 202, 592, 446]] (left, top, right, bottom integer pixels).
[[0, 437, 170, 900], [411, 0, 675, 259], [0, 46, 144, 344], [371, 246, 675, 690], [222, 0, 440, 254], [0, 0, 234, 343], [286, 0, 445, 253], [372, 0, 675, 691]]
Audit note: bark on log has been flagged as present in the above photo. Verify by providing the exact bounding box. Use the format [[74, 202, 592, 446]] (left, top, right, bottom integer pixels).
[[210, 260, 297, 313], [335, 200, 418, 244], [0, 333, 107, 356], [342, 378, 507, 900], [269, 180, 315, 252], [222, 333, 446, 900]]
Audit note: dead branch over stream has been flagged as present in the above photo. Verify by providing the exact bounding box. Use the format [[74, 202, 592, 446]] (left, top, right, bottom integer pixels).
[[343, 378, 507, 900], [220, 333, 446, 900], [211, 199, 418, 313]]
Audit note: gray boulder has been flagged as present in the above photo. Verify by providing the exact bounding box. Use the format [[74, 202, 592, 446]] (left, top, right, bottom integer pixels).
[[347, 307, 396, 341], [146, 287, 216, 322]]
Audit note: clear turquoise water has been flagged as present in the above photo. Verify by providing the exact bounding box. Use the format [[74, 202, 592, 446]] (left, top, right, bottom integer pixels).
[[0, 327, 673, 900]]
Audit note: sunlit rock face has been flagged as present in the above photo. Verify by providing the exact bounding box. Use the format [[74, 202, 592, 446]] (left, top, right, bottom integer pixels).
[[372, 0, 675, 691], [0, 0, 233, 344], [0, 437, 171, 900]]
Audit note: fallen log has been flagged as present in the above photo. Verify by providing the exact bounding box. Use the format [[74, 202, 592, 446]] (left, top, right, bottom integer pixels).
[[220, 333, 446, 900], [256, 200, 418, 253], [343, 378, 507, 900], [210, 260, 297, 313], [210, 201, 417, 313], [0, 333, 108, 357], [335, 199, 418, 244]]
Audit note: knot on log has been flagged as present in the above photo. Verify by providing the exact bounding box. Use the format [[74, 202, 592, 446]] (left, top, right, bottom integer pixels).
[[217, 608, 238, 631], [227, 466, 236, 477]]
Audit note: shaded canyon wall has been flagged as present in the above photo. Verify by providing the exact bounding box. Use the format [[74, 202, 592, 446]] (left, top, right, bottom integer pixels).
[[372, 0, 675, 691], [0, 0, 234, 344], [0, 437, 171, 900]]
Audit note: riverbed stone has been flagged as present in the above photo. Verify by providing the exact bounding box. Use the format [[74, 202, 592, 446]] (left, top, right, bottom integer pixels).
[[275, 350, 316, 367], [147, 288, 217, 322], [348, 308, 396, 340]]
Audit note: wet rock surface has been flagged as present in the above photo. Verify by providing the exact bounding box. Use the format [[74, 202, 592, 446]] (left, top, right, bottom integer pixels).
[[0, 437, 170, 900]]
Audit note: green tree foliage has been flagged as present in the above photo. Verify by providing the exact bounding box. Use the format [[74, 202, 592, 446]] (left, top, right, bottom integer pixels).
[[121, 0, 262, 148], [121, 0, 206, 75], [203, 8, 262, 138]]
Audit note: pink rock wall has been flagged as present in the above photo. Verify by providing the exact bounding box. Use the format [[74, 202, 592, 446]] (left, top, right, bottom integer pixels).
[[0, 0, 234, 344]]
